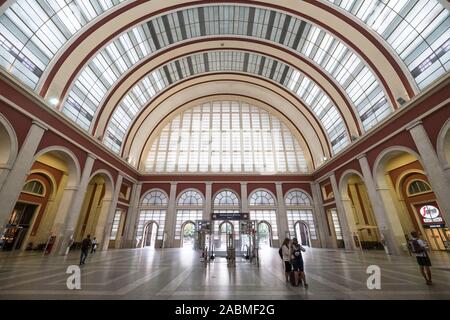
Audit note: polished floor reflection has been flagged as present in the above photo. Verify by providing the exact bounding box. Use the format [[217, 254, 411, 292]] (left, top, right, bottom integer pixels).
[[0, 247, 449, 300]]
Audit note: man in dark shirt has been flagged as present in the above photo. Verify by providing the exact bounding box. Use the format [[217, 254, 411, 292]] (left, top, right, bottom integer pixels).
[[79, 235, 92, 265]]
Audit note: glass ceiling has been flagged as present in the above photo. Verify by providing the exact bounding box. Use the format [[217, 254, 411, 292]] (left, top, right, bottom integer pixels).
[[144, 100, 309, 174], [99, 50, 349, 156], [327, 0, 450, 90], [0, 0, 125, 89], [59, 5, 391, 141], [0, 2, 447, 160]]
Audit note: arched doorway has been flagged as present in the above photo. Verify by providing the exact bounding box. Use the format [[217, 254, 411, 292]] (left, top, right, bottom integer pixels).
[[0, 115, 17, 190], [257, 221, 272, 249], [373, 147, 449, 252], [218, 221, 233, 250], [143, 222, 158, 248], [294, 221, 310, 247], [136, 189, 168, 249], [1, 147, 80, 254], [399, 173, 449, 251], [175, 189, 203, 248], [2, 177, 53, 251], [74, 171, 114, 250], [249, 189, 278, 247], [181, 221, 196, 249], [285, 189, 318, 247]]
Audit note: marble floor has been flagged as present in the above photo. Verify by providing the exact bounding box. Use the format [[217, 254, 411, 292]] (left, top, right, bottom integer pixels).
[[0, 247, 449, 300]]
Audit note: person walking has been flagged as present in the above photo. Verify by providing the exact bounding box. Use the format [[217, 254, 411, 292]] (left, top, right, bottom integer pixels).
[[279, 238, 292, 283], [409, 231, 432, 285], [290, 237, 308, 288], [79, 234, 92, 266], [91, 237, 98, 254]]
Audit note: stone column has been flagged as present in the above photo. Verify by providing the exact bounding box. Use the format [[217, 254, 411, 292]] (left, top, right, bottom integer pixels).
[[407, 121, 450, 226], [163, 182, 177, 248], [358, 154, 404, 255], [54, 154, 96, 255], [275, 182, 289, 241], [204, 182, 212, 220], [114, 210, 127, 249], [310, 182, 335, 248], [99, 174, 123, 251], [0, 121, 47, 229], [121, 182, 142, 248], [241, 183, 248, 213], [330, 173, 355, 250]]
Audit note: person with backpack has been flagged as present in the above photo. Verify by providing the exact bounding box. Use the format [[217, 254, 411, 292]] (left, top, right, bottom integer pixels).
[[279, 238, 291, 283], [290, 237, 308, 288], [91, 237, 98, 254], [409, 231, 432, 285]]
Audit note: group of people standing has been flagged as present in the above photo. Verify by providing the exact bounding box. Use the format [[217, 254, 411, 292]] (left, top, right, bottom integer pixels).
[[79, 235, 98, 265], [280, 237, 308, 288]]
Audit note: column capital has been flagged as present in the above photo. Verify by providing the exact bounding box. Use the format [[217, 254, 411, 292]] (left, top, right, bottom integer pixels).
[[31, 120, 48, 131], [205, 181, 213, 186], [356, 153, 367, 161], [275, 182, 283, 186], [405, 120, 423, 131], [240, 182, 248, 186], [86, 153, 97, 161], [170, 182, 178, 186]]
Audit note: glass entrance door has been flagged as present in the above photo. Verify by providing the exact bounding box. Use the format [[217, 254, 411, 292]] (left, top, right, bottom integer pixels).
[[1, 203, 37, 251]]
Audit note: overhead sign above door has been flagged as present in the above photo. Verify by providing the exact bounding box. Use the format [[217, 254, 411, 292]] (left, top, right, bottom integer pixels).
[[212, 212, 249, 220]]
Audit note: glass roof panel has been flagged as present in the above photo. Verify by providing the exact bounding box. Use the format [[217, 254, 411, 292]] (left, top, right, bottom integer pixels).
[[103, 50, 350, 156], [326, 0, 450, 89], [0, 0, 126, 89], [61, 5, 391, 137], [144, 100, 309, 174]]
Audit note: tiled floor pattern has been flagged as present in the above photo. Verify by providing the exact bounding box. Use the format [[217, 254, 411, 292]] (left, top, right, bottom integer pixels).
[[0, 247, 449, 299]]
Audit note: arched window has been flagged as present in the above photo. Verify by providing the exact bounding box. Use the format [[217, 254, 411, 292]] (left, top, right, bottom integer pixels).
[[177, 190, 204, 206], [249, 189, 278, 241], [213, 190, 241, 241], [285, 190, 311, 206], [22, 180, 45, 196], [285, 190, 317, 240], [250, 190, 276, 206], [144, 101, 309, 173], [407, 180, 432, 196], [214, 190, 239, 206], [136, 190, 168, 245], [175, 190, 204, 240], [142, 190, 168, 206]]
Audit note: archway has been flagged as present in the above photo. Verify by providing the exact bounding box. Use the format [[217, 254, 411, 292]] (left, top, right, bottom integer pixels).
[[437, 120, 450, 171], [136, 189, 168, 249], [0, 115, 17, 190], [1, 175, 54, 251], [257, 221, 272, 249], [294, 221, 310, 247], [74, 170, 114, 250], [143, 222, 158, 249], [373, 147, 448, 253], [399, 172, 449, 251], [339, 172, 382, 250], [218, 221, 233, 251], [181, 221, 196, 249], [1, 147, 81, 254]]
